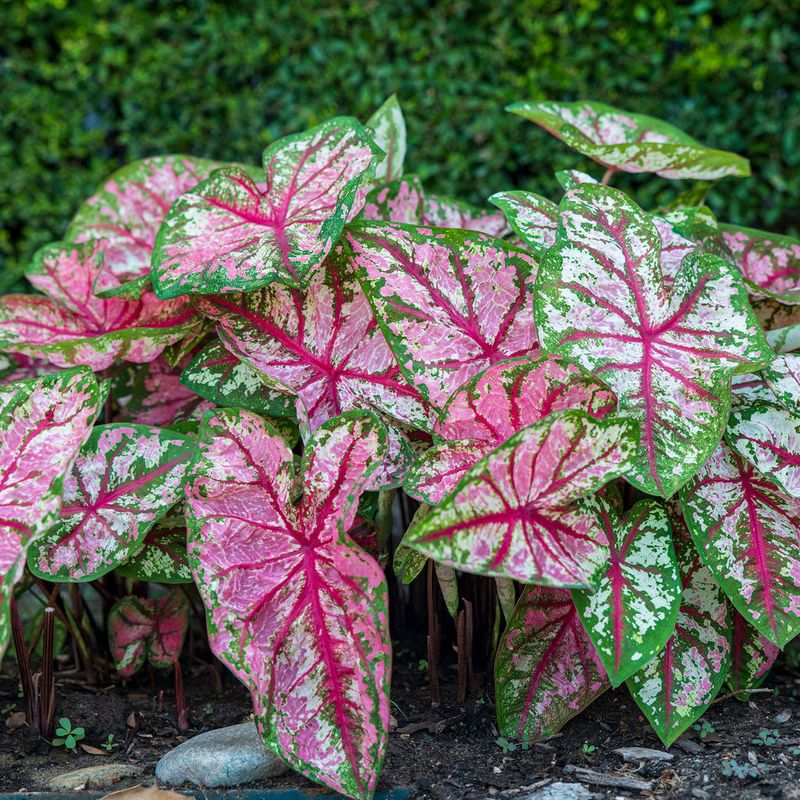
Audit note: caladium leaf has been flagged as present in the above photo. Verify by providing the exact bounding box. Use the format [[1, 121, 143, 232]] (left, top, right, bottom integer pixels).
[[180, 339, 296, 419], [186, 409, 390, 800], [117, 524, 192, 584], [422, 194, 510, 236], [28, 424, 194, 582], [681, 434, 800, 647], [347, 222, 538, 409], [556, 170, 599, 190], [535, 184, 772, 497], [488, 192, 558, 258], [152, 117, 382, 298], [0, 242, 198, 370], [762, 354, 800, 412], [67, 155, 222, 298], [495, 585, 608, 743], [362, 177, 424, 225], [0, 368, 103, 653], [108, 589, 189, 676], [113, 357, 212, 426], [366, 95, 406, 183], [193, 248, 430, 434], [404, 355, 617, 505], [403, 411, 638, 586], [720, 224, 800, 304], [0, 353, 54, 388], [626, 507, 731, 747], [728, 611, 780, 699], [509, 100, 750, 179], [726, 402, 800, 499], [731, 373, 776, 408], [572, 500, 681, 686]]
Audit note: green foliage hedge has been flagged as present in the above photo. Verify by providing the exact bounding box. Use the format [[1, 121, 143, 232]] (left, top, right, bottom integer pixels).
[[3, 0, 799, 288]]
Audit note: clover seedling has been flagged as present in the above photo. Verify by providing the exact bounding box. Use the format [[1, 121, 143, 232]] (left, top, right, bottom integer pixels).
[[53, 718, 85, 752]]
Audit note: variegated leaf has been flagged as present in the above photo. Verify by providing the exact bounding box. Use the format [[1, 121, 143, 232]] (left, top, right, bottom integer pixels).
[[366, 95, 406, 183], [726, 402, 800, 498], [180, 339, 296, 419], [627, 507, 731, 747], [0, 353, 54, 388], [404, 355, 617, 505], [152, 118, 382, 298], [728, 611, 779, 699], [509, 100, 750, 179], [0, 368, 103, 653], [347, 222, 538, 409], [556, 169, 599, 189], [572, 500, 680, 686], [186, 409, 390, 799], [495, 586, 608, 742], [362, 176, 424, 224], [67, 155, 222, 298], [403, 411, 637, 586], [28, 424, 194, 582], [682, 438, 800, 647], [117, 523, 192, 584], [720, 224, 800, 304], [489, 191, 558, 258], [535, 184, 772, 497], [762, 354, 800, 411], [108, 589, 189, 675], [0, 242, 198, 370], [422, 194, 510, 236], [193, 248, 430, 434]]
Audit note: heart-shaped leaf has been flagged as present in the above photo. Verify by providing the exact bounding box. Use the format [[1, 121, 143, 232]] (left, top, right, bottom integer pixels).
[[108, 589, 189, 675], [193, 248, 430, 435], [347, 221, 538, 409], [180, 339, 296, 419], [495, 586, 608, 743], [366, 95, 406, 183], [762, 354, 800, 411], [117, 522, 192, 584], [572, 499, 681, 686], [720, 224, 800, 304], [0, 242, 198, 370], [362, 177, 424, 225], [67, 155, 223, 298], [488, 191, 558, 258], [728, 611, 779, 699], [28, 424, 194, 582], [403, 411, 638, 586], [422, 194, 510, 236], [535, 184, 771, 496], [152, 117, 382, 298], [0, 368, 103, 653], [682, 438, 800, 647], [509, 100, 750, 179], [186, 409, 390, 800], [726, 402, 800, 498], [113, 357, 212, 426], [627, 506, 731, 747], [405, 354, 617, 504]]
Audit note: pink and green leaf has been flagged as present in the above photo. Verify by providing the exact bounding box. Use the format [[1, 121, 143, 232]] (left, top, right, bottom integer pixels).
[[626, 507, 731, 747], [365, 95, 406, 183], [422, 194, 510, 236], [762, 354, 800, 411], [682, 437, 800, 647], [488, 191, 558, 258], [0, 368, 103, 653], [572, 500, 681, 686], [28, 424, 194, 582], [117, 522, 192, 584], [727, 611, 780, 699], [508, 100, 750, 179], [347, 222, 538, 409], [186, 408, 390, 800], [535, 184, 772, 497], [403, 411, 638, 586], [362, 177, 424, 225], [108, 589, 189, 676], [0, 353, 54, 388], [495, 586, 608, 743], [404, 355, 617, 504], [152, 117, 382, 298]]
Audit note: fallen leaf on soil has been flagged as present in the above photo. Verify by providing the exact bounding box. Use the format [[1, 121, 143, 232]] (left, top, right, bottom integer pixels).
[[80, 744, 109, 756], [100, 786, 187, 800]]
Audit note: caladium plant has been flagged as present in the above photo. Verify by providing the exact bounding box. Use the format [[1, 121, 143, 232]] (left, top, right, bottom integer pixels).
[[2, 99, 799, 796]]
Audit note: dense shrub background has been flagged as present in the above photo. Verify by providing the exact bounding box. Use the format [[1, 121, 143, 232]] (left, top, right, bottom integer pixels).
[[3, 0, 799, 289]]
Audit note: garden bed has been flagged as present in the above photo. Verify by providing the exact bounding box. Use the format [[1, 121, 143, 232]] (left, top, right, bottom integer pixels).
[[3, 651, 799, 800]]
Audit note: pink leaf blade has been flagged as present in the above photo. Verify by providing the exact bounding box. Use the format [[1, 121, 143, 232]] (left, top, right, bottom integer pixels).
[[422, 194, 510, 236], [488, 191, 559, 257], [727, 611, 780, 699], [361, 177, 424, 225]]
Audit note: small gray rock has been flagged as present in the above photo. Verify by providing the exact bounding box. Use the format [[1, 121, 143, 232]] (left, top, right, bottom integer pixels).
[[48, 764, 144, 791], [614, 746, 674, 763], [156, 722, 288, 788], [520, 783, 598, 800]]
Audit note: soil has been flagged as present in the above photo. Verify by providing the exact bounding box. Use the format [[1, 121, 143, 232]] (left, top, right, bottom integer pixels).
[[2, 648, 800, 800]]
